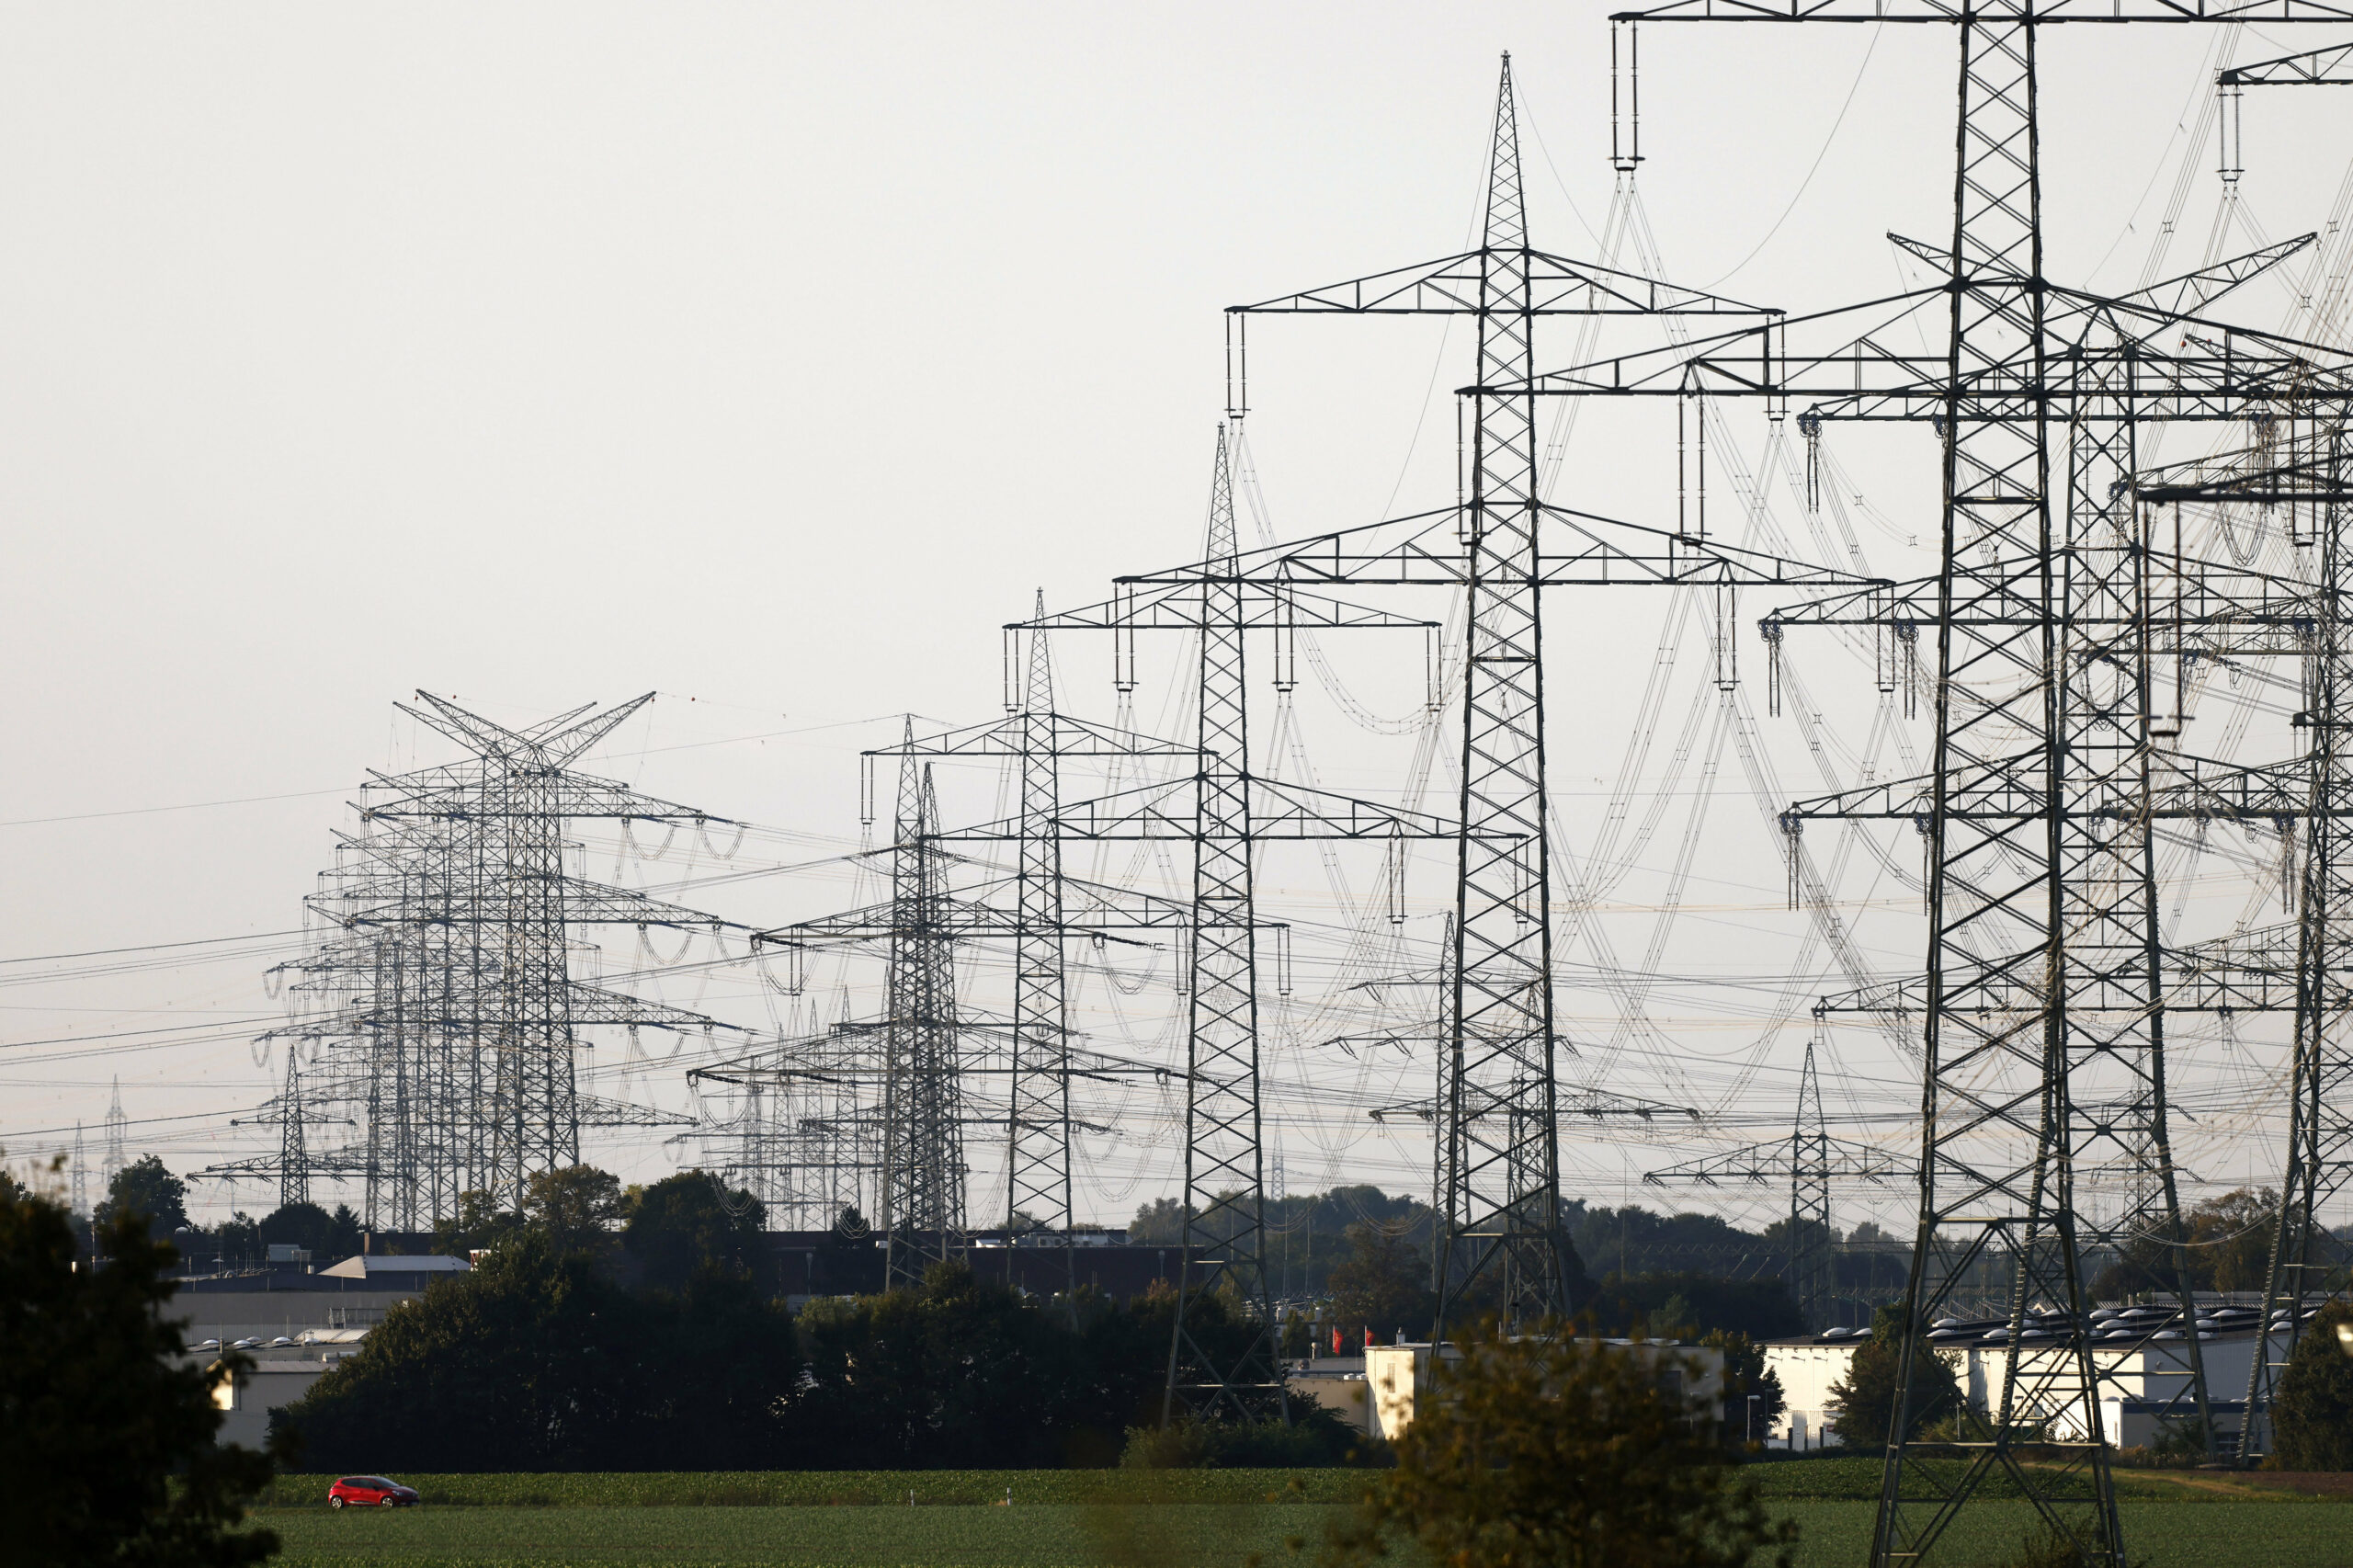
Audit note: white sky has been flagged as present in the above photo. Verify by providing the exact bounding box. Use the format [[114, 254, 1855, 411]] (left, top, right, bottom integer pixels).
[[3, 4, 2348, 1237]]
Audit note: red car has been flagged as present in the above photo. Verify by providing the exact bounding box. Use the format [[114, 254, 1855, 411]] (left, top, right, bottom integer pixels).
[[327, 1476, 420, 1508]]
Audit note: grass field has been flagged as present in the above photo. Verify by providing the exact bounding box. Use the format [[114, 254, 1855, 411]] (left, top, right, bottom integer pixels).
[[248, 1469, 2353, 1562], [248, 1468, 2353, 1568], [254, 1500, 2353, 1568]]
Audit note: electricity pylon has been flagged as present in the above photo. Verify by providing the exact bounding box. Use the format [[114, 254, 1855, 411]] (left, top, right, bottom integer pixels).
[[1642, 1040, 1904, 1327], [1591, 6, 2353, 1562], [266, 695, 726, 1224]]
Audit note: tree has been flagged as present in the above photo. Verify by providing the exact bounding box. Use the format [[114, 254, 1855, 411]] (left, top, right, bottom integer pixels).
[[430, 1188, 530, 1256], [98, 1154, 188, 1236], [2269, 1300, 2353, 1471], [521, 1165, 623, 1256], [1319, 1321, 1797, 1568], [1703, 1330, 1787, 1450], [279, 1228, 650, 1471], [1326, 1221, 1436, 1344], [623, 1172, 769, 1290], [796, 1261, 1083, 1468], [276, 1226, 806, 1472], [1826, 1305, 1962, 1448], [256, 1200, 361, 1262], [2092, 1187, 2275, 1300], [0, 1172, 278, 1565]]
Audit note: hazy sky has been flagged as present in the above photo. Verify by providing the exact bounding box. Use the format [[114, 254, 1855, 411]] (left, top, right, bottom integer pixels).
[[4, 5, 2347, 1233]]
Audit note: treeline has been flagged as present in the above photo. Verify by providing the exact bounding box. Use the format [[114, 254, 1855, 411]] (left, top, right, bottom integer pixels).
[[1140, 1186, 1897, 1341], [277, 1225, 1353, 1472]]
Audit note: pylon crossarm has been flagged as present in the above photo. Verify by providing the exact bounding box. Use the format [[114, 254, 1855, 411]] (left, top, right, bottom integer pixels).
[[575, 1095, 698, 1131], [1233, 247, 1774, 318], [1643, 1135, 1904, 1185], [870, 710, 1198, 761], [1083, 501, 1869, 596], [1762, 551, 2313, 631], [1783, 750, 2336, 823], [1616, 1, 2353, 22], [940, 773, 1468, 843], [1024, 575, 1438, 631], [1370, 1085, 1696, 1123], [2223, 41, 2353, 82]]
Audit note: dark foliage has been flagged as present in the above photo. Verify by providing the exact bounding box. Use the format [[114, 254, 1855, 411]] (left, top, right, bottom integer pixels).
[[256, 1200, 363, 1263], [99, 1154, 189, 1237], [1706, 1329, 1788, 1449], [2270, 1299, 2353, 1471], [1121, 1408, 1361, 1469], [1325, 1222, 1437, 1343], [2092, 1187, 2276, 1301], [1590, 1271, 1805, 1342], [522, 1165, 624, 1256], [278, 1236, 1287, 1472], [1303, 1321, 1796, 1568], [795, 1263, 1221, 1469], [275, 1227, 800, 1471], [624, 1171, 770, 1290], [0, 1174, 278, 1565], [1826, 1304, 1962, 1449]]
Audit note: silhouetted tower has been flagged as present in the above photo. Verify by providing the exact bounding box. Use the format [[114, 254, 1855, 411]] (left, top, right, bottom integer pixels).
[[279, 1051, 311, 1209], [102, 1078, 126, 1191], [882, 744, 966, 1287], [1008, 597, 1074, 1250], [1165, 421, 1289, 1422], [1612, 6, 2353, 1561], [70, 1122, 86, 1219], [1790, 1039, 1831, 1328]]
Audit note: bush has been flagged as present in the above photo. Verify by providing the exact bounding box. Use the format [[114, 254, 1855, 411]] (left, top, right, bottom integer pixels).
[[2269, 1300, 2353, 1471], [1826, 1305, 1962, 1448], [1120, 1408, 1362, 1470], [1311, 1321, 1797, 1568]]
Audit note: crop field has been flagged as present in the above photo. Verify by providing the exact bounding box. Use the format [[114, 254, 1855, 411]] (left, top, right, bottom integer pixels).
[[250, 1466, 2353, 1568]]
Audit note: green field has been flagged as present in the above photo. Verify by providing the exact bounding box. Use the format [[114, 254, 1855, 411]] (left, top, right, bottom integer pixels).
[[249, 1477, 2353, 1568]]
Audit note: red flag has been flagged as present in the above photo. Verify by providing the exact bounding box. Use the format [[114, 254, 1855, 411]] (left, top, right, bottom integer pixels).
[[1331, 1325, 1342, 1356], [1365, 1325, 1373, 1352]]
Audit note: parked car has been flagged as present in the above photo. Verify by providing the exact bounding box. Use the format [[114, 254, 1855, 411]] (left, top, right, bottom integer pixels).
[[327, 1476, 420, 1508]]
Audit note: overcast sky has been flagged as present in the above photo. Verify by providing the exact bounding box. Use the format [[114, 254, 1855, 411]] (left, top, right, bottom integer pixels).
[[3, 4, 2347, 1233]]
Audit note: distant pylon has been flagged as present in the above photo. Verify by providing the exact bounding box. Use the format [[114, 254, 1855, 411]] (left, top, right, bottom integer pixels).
[[280, 1051, 311, 1209], [1790, 1039, 1832, 1328], [102, 1078, 127, 1191], [70, 1122, 87, 1219]]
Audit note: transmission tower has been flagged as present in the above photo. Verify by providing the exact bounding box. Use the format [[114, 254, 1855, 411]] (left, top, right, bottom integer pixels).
[[1642, 1039, 1904, 1328], [70, 1122, 85, 1220], [881, 754, 967, 1287], [1596, 6, 2353, 1562], [257, 695, 728, 1224], [102, 1078, 126, 1191]]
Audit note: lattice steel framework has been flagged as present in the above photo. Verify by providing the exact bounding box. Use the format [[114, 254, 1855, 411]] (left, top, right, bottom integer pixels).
[[1607, 6, 2353, 1561], [2247, 455, 2353, 1446], [1221, 55, 1810, 1336], [247, 695, 724, 1225], [1642, 1038, 1904, 1326], [882, 747, 966, 1287]]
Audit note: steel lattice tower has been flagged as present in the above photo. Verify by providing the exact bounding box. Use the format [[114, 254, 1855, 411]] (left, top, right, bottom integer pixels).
[[1790, 1039, 1832, 1327], [1608, 6, 2353, 1561], [1441, 57, 1573, 1331], [1221, 58, 1819, 1335], [1008, 601, 1074, 1253], [241, 695, 727, 1224], [1165, 421, 1286, 1420], [2248, 448, 2353, 1446], [882, 747, 966, 1287]]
